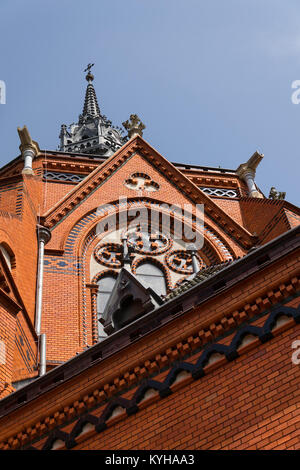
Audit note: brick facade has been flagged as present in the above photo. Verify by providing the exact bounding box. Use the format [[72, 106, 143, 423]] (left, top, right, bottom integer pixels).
[[0, 133, 299, 450]]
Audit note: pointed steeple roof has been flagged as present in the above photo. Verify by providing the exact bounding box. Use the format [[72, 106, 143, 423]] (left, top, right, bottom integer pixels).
[[59, 65, 125, 156], [82, 71, 101, 118]]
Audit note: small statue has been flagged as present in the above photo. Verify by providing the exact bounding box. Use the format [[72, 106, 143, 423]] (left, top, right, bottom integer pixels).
[[122, 114, 145, 138], [269, 187, 286, 200]]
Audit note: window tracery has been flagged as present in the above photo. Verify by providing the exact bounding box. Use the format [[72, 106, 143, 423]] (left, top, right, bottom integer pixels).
[[165, 250, 204, 274], [92, 225, 206, 331]]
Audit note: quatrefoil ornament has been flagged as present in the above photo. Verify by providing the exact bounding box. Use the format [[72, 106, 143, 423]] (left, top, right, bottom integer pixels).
[[126, 229, 172, 255], [165, 250, 204, 274], [94, 243, 123, 268], [124, 173, 159, 192]]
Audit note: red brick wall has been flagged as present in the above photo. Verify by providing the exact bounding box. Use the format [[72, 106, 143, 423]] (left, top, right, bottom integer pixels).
[[42, 272, 81, 362], [0, 175, 40, 322], [41, 181, 77, 213], [11, 177, 39, 320], [240, 199, 284, 235], [0, 185, 19, 213], [12, 312, 38, 383], [0, 144, 298, 448], [213, 199, 245, 229], [0, 174, 40, 389], [0, 247, 298, 449], [74, 323, 300, 450], [0, 305, 15, 400]]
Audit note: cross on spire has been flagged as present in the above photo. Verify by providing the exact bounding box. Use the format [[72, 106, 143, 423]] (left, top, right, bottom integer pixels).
[[84, 63, 95, 82], [84, 63, 94, 73]]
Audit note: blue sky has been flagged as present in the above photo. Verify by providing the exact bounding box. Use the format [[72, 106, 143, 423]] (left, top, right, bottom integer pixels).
[[0, 0, 299, 205]]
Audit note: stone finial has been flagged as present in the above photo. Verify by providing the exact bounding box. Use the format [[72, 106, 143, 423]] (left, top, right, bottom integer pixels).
[[269, 187, 286, 200], [17, 125, 40, 155], [17, 126, 40, 175], [122, 114, 145, 139], [236, 151, 264, 198]]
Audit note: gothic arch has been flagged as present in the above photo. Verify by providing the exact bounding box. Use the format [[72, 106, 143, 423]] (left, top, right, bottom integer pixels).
[[62, 197, 236, 263], [46, 197, 240, 350], [91, 269, 118, 284], [131, 256, 172, 292], [61, 198, 237, 347]]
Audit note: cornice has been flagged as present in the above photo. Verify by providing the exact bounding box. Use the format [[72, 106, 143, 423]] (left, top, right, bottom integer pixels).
[[186, 175, 240, 188], [0, 156, 22, 177], [0, 174, 23, 186], [0, 162, 23, 181], [42, 159, 99, 174]]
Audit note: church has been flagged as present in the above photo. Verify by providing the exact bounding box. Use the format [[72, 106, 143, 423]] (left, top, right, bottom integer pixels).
[[0, 66, 299, 450]]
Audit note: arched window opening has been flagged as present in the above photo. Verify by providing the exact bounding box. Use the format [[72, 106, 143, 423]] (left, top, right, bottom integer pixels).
[[0, 244, 15, 271], [97, 276, 116, 316], [135, 262, 166, 296], [96, 275, 117, 338]]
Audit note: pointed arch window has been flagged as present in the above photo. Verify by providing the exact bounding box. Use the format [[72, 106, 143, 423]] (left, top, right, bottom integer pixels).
[[135, 262, 166, 296], [97, 275, 116, 316]]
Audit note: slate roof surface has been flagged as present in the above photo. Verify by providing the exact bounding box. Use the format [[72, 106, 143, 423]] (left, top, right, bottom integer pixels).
[[163, 259, 236, 302]]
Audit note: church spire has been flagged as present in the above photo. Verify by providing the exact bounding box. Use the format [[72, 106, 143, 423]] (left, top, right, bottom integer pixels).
[[59, 65, 125, 156], [82, 64, 101, 119]]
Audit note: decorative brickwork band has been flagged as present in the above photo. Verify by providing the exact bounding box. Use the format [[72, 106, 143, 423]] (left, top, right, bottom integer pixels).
[[200, 187, 239, 198]]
